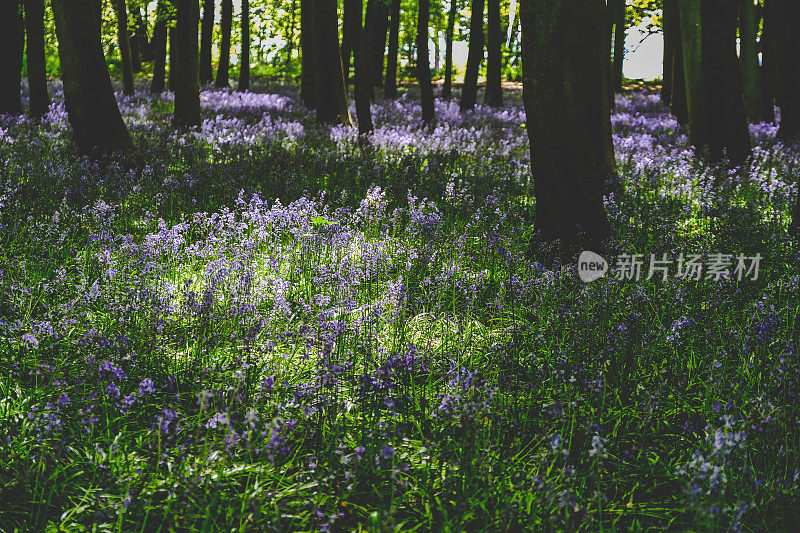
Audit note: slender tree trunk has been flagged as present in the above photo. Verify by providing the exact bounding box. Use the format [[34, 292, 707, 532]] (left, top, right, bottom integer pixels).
[[442, 0, 457, 99], [300, 0, 316, 108], [168, 26, 176, 91], [702, 0, 750, 163], [284, 0, 297, 80], [111, 0, 135, 96], [0, 1, 24, 115], [613, 0, 625, 92], [173, 0, 201, 127], [739, 0, 762, 122], [341, 0, 355, 84], [661, 0, 675, 107], [312, 0, 352, 125], [418, 0, 434, 124], [366, 0, 389, 90], [151, 0, 168, 93], [199, 0, 215, 84], [521, 0, 613, 249], [776, 0, 800, 138], [238, 0, 250, 91], [215, 0, 233, 87], [678, 0, 707, 149], [460, 0, 484, 111], [484, 0, 503, 106], [24, 0, 50, 118], [129, 7, 144, 72], [352, 0, 372, 134], [51, 0, 135, 157], [383, 0, 401, 98], [760, 0, 776, 122], [671, 25, 688, 124]]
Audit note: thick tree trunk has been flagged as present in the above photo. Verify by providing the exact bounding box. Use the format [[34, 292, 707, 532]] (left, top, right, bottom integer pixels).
[[151, 0, 168, 93], [312, 0, 352, 125], [760, 0, 776, 122], [300, 0, 316, 108], [365, 0, 389, 90], [168, 26, 176, 91], [0, 1, 24, 115], [352, 0, 372, 133], [238, 0, 250, 91], [215, 0, 233, 87], [51, 0, 135, 156], [702, 0, 750, 163], [341, 0, 355, 84], [776, 0, 800, 138], [671, 27, 688, 124], [521, 0, 613, 249], [460, 0, 484, 111], [111, 0, 135, 96], [678, 0, 707, 149], [605, 0, 615, 108], [173, 0, 201, 127], [442, 0, 457, 99], [484, 0, 503, 107], [24, 0, 50, 118], [613, 0, 625, 92], [199, 0, 215, 84], [383, 0, 401, 99], [661, 0, 676, 107], [418, 0, 434, 124], [739, 0, 762, 122]]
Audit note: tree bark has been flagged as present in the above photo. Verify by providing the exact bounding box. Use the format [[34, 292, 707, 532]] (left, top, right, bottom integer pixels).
[[671, 23, 688, 124], [199, 0, 215, 84], [661, 0, 676, 107], [238, 0, 250, 91], [24, 0, 50, 118], [168, 26, 176, 91], [365, 0, 389, 90], [442, 0, 457, 99], [460, 0, 484, 111], [383, 0, 401, 98], [111, 0, 135, 96], [418, 0, 435, 124], [0, 1, 24, 115], [776, 0, 800, 138], [312, 0, 352, 125], [678, 0, 707, 149], [612, 0, 625, 92], [521, 0, 613, 249], [173, 0, 201, 127], [51, 0, 135, 157], [300, 0, 316, 108], [739, 0, 762, 122], [484, 0, 503, 106], [215, 0, 233, 87], [151, 0, 169, 93], [760, 0, 776, 122], [341, 0, 355, 84], [352, 0, 373, 134]]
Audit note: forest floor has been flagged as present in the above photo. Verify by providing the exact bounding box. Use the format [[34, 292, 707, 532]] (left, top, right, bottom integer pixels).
[[0, 81, 799, 531]]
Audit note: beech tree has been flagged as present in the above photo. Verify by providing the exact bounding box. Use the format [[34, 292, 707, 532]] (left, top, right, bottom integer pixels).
[[216, 0, 233, 87], [111, 0, 135, 96], [612, 0, 625, 92], [173, 0, 201, 127], [199, 0, 215, 84], [24, 0, 50, 118], [300, 0, 316, 109], [760, 0, 776, 122], [352, 0, 373, 133], [418, 0, 435, 124], [442, 0, 458, 99], [521, 0, 614, 248], [460, 0, 484, 111], [365, 0, 389, 91], [776, 0, 800, 139], [0, 1, 24, 115], [384, 0, 401, 99], [484, 0, 502, 107], [151, 0, 169, 93], [311, 0, 351, 125], [739, 0, 762, 122], [239, 0, 251, 91]]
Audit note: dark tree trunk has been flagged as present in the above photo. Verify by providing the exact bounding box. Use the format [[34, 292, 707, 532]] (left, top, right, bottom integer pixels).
[[678, 0, 707, 149], [612, 0, 625, 92], [300, 0, 316, 108], [484, 0, 502, 107], [199, 0, 215, 84], [352, 0, 372, 134], [383, 0, 401, 98], [168, 26, 176, 91], [173, 0, 201, 127], [418, 0, 434, 124], [51, 0, 135, 156], [151, 0, 168, 93], [776, 0, 800, 138], [238, 0, 250, 91], [521, 0, 613, 249], [702, 0, 750, 163], [0, 1, 24, 115], [312, 0, 352, 124], [605, 0, 615, 107], [365, 0, 389, 90], [760, 0, 776, 122], [460, 0, 484, 111], [341, 0, 355, 84], [739, 0, 762, 122], [111, 0, 135, 96], [442, 0, 457, 99], [661, 0, 676, 107], [24, 0, 50, 118], [671, 26, 688, 124], [215, 0, 233, 87]]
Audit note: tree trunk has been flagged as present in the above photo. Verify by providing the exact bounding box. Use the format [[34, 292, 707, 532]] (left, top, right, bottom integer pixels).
[[238, 0, 250, 91], [760, 0, 776, 122], [661, 0, 676, 107], [215, 0, 233, 87], [521, 0, 613, 249], [151, 0, 168, 93], [671, 25, 688, 124], [776, 0, 800, 138], [442, 0, 457, 99], [168, 26, 176, 91], [383, 0, 401, 98], [173, 0, 201, 127], [312, 0, 352, 125], [613, 0, 625, 92], [284, 0, 297, 81], [365, 0, 389, 90], [678, 0, 707, 149], [418, 0, 434, 124], [739, 0, 762, 122], [605, 0, 615, 107], [702, 0, 750, 163], [0, 1, 24, 115], [352, 0, 372, 134], [341, 0, 355, 84], [484, 0, 503, 107], [111, 0, 135, 96], [24, 0, 50, 118], [51, 0, 135, 156], [199, 0, 215, 84], [129, 7, 144, 72], [300, 0, 316, 108], [460, 0, 484, 111]]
